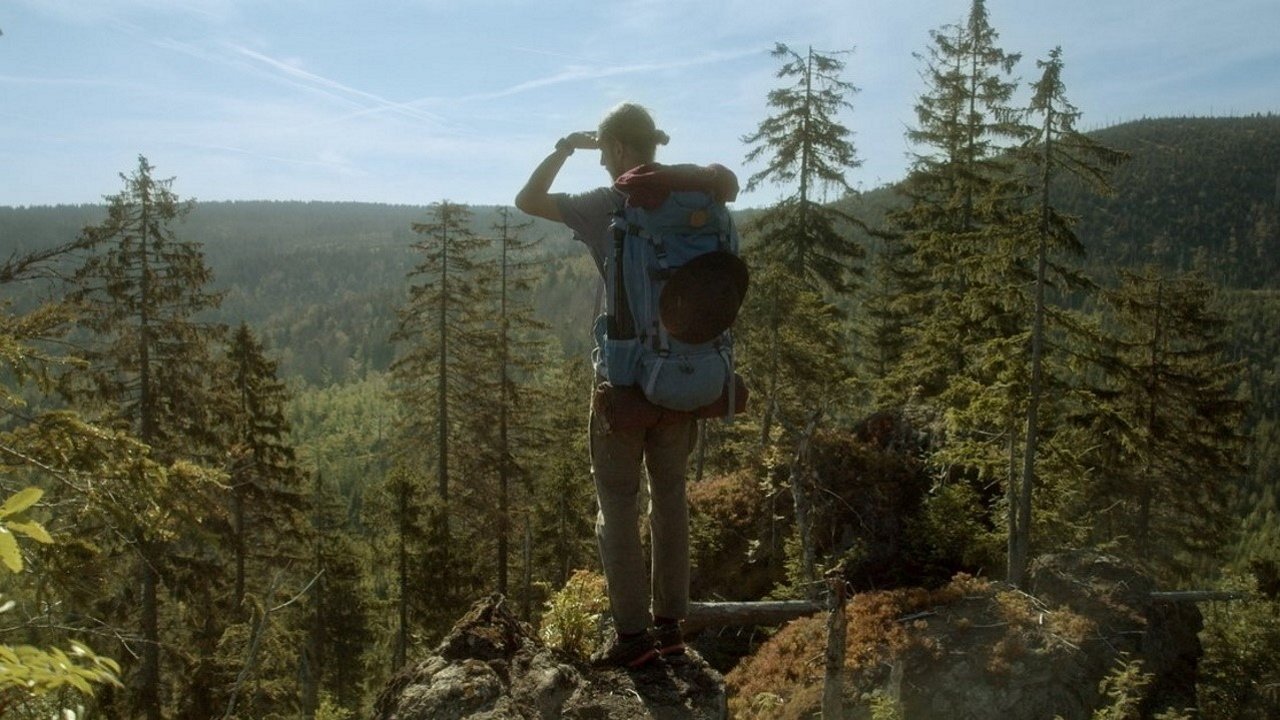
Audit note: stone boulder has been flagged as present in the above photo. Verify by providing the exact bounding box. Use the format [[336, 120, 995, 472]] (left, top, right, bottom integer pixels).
[[726, 552, 1203, 719], [373, 595, 727, 720], [1027, 551, 1203, 714]]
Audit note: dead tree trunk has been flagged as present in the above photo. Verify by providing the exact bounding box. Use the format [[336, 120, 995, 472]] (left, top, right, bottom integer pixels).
[[822, 572, 848, 719]]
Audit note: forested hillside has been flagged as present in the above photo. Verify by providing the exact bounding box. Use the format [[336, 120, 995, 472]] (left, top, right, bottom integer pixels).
[[2, 82, 1277, 720], [837, 114, 1280, 285], [2, 201, 582, 384], [6, 116, 1276, 388], [1065, 115, 1280, 286]]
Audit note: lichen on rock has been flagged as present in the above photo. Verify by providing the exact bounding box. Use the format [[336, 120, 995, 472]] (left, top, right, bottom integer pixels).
[[373, 594, 727, 720]]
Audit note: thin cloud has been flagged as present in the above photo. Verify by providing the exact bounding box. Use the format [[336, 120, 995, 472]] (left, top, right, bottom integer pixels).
[[16, 0, 241, 25], [230, 45, 447, 127], [507, 46, 600, 64], [137, 30, 371, 116], [150, 36, 224, 64], [0, 74, 143, 90], [190, 142, 359, 172], [142, 33, 451, 130], [424, 47, 761, 105], [317, 46, 758, 130]]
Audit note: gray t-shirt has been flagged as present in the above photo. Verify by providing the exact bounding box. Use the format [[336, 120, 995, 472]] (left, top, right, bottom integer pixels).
[[556, 186, 624, 280]]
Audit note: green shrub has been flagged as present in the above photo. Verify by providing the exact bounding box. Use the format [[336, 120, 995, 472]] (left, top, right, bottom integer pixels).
[[1197, 572, 1280, 719], [539, 570, 609, 659], [0, 488, 121, 713]]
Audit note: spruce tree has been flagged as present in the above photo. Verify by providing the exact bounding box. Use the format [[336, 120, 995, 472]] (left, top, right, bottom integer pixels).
[[740, 42, 865, 443], [481, 208, 547, 598], [525, 354, 595, 603], [736, 264, 853, 433], [1005, 47, 1127, 585], [886, 0, 1025, 400], [69, 156, 224, 455], [852, 230, 921, 407], [883, 1, 1033, 581], [1088, 268, 1246, 576], [428, 207, 549, 612], [66, 155, 225, 719], [177, 323, 311, 718], [742, 42, 866, 294], [300, 471, 374, 715], [224, 322, 306, 607], [387, 200, 491, 634], [378, 463, 427, 669]]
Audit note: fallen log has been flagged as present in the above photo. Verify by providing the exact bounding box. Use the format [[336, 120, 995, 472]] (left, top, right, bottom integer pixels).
[[686, 600, 822, 633], [1148, 590, 1245, 603], [683, 589, 1244, 633]]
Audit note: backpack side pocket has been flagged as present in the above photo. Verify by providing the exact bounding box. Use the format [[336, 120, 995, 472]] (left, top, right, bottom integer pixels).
[[594, 313, 642, 387], [638, 346, 727, 412]]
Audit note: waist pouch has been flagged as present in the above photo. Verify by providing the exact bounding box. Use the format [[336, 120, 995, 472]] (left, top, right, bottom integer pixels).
[[592, 374, 750, 434]]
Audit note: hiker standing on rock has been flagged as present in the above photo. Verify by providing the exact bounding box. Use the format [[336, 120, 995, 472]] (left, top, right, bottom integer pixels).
[[515, 102, 744, 668]]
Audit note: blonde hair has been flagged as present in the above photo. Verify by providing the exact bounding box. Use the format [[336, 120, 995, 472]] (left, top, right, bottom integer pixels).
[[598, 102, 670, 162]]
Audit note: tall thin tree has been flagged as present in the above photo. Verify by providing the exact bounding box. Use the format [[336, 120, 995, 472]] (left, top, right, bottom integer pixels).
[[1007, 47, 1126, 586], [742, 42, 866, 293], [68, 155, 225, 720], [885, 1, 1044, 584], [887, 0, 1025, 397], [224, 322, 306, 607], [388, 200, 490, 629], [484, 207, 547, 597], [741, 42, 865, 443]]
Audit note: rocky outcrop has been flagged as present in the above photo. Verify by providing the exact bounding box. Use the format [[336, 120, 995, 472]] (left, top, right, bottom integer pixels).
[[887, 552, 1203, 719], [377, 554, 1203, 719], [372, 595, 727, 720], [1027, 551, 1203, 714], [726, 552, 1204, 720]]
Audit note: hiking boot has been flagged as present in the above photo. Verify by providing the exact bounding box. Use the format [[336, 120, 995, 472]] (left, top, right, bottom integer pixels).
[[653, 621, 686, 657], [590, 631, 658, 669]]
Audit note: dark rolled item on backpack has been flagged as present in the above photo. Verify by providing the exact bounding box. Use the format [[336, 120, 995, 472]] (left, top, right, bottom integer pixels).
[[659, 250, 750, 344]]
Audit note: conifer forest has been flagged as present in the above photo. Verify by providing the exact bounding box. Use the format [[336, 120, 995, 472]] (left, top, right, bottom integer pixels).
[[2, 3, 1279, 718]]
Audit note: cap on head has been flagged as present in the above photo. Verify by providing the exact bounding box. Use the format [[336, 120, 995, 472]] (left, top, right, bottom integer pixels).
[[598, 102, 669, 163]]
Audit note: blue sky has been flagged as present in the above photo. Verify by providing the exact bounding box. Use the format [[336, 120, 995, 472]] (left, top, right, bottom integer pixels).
[[3, 0, 1277, 209]]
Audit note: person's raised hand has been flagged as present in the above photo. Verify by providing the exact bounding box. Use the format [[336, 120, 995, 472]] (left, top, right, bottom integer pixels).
[[560, 131, 599, 151]]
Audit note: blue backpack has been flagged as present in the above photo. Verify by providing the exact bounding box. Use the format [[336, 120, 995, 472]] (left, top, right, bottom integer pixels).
[[593, 190, 742, 414]]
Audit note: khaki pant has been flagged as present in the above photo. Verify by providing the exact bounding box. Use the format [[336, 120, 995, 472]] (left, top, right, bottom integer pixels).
[[589, 411, 697, 635]]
